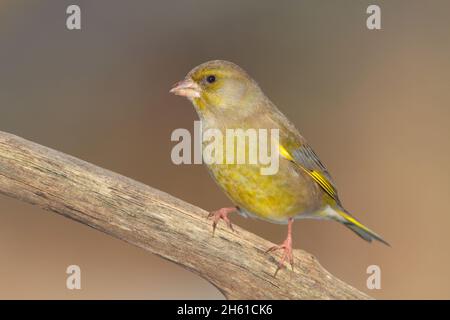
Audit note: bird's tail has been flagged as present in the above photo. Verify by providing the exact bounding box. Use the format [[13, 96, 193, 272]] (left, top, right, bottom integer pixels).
[[335, 209, 390, 246]]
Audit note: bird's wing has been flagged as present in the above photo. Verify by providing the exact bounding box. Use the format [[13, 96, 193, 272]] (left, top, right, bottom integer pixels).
[[279, 143, 341, 205], [257, 103, 341, 205], [268, 107, 342, 205]]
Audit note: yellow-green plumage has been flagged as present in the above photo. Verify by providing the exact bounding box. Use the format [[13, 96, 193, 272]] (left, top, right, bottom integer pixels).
[[204, 114, 322, 223], [172, 60, 388, 246]]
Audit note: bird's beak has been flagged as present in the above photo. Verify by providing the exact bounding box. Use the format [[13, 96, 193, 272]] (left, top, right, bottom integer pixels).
[[170, 79, 201, 99]]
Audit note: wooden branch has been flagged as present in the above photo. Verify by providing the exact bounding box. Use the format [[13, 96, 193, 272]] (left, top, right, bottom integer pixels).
[[0, 131, 370, 299]]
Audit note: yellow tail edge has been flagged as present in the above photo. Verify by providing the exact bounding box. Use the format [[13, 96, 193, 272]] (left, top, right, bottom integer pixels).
[[337, 210, 390, 246]]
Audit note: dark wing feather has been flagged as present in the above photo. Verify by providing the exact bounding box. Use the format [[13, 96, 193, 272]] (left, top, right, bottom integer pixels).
[[289, 144, 342, 205]]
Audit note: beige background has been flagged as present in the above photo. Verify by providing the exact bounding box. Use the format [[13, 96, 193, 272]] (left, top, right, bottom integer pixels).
[[0, 0, 449, 299]]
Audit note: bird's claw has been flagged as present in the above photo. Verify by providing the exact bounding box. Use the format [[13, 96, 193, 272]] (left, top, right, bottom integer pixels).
[[266, 237, 294, 276], [207, 207, 236, 236]]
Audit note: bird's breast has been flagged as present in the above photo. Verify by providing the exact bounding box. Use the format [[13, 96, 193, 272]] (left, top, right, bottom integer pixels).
[[206, 159, 322, 222], [199, 115, 323, 222]]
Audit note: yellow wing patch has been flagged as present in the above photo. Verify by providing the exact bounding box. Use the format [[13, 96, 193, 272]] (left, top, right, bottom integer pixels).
[[279, 145, 294, 162], [279, 145, 338, 201], [309, 170, 336, 199]]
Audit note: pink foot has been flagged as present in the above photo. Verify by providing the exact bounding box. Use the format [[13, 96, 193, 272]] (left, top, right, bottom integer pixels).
[[207, 207, 236, 235], [266, 218, 294, 276]]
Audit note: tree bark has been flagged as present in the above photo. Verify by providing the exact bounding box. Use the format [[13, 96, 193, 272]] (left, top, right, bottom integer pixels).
[[0, 131, 370, 299]]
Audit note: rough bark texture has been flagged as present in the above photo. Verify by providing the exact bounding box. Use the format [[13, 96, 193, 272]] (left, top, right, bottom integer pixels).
[[0, 131, 370, 299]]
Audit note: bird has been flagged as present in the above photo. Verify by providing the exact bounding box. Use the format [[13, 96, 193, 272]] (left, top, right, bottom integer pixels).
[[170, 60, 389, 275]]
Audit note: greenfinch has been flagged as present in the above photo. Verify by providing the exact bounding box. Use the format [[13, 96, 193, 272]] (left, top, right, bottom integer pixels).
[[171, 60, 388, 275]]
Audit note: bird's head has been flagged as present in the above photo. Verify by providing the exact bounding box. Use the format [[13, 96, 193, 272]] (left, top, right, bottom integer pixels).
[[170, 60, 263, 114]]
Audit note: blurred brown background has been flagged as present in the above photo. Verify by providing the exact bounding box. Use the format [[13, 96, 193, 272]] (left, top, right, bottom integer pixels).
[[0, 0, 449, 299]]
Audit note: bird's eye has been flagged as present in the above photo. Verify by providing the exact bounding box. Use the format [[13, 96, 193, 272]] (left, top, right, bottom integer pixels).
[[206, 75, 216, 84]]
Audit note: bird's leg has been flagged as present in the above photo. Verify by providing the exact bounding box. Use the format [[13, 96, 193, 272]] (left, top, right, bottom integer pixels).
[[207, 207, 237, 235], [266, 217, 294, 276]]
